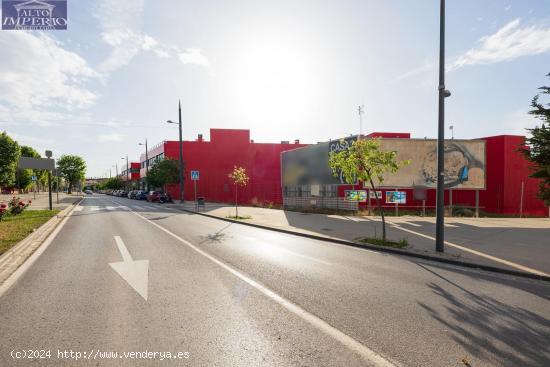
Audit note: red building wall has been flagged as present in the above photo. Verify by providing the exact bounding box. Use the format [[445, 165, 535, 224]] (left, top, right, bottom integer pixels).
[[344, 135, 546, 216], [139, 130, 547, 216], [121, 162, 141, 182], [141, 129, 306, 205]]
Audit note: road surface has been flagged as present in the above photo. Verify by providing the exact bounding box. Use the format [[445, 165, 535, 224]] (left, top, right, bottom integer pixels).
[[0, 195, 549, 366]]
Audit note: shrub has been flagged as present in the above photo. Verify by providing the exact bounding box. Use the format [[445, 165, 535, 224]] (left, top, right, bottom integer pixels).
[[8, 196, 31, 215]]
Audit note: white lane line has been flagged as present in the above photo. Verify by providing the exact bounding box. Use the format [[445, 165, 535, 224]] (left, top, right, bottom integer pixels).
[[0, 202, 80, 298], [105, 206, 117, 211], [89, 206, 101, 211], [390, 225, 549, 277], [445, 223, 458, 228], [74, 206, 83, 212], [400, 221, 421, 227], [114, 201, 397, 367], [132, 206, 145, 210]]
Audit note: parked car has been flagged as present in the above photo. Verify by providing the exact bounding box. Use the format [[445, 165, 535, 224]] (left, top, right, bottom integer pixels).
[[146, 191, 172, 203], [128, 190, 138, 199], [135, 191, 148, 200], [84, 189, 93, 195], [118, 190, 128, 197]]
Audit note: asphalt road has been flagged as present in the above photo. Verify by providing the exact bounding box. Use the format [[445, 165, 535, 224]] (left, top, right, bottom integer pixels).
[[0, 195, 549, 366]]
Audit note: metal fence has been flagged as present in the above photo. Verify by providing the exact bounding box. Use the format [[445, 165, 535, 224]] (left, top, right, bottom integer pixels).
[[283, 196, 358, 211]]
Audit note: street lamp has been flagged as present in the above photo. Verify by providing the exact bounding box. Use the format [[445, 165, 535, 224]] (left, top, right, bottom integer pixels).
[[121, 156, 129, 189], [449, 125, 454, 139], [139, 139, 148, 191], [435, 0, 451, 253], [167, 100, 185, 203]]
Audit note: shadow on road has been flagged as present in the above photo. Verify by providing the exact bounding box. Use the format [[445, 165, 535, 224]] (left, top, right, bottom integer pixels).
[[415, 263, 550, 367], [199, 223, 234, 244]]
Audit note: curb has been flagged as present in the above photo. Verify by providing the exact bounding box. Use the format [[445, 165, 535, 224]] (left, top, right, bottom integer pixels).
[[0, 199, 82, 286], [175, 207, 550, 283]]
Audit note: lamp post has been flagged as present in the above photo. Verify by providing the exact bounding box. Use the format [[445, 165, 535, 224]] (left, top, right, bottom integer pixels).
[[358, 105, 365, 138], [449, 125, 454, 139], [436, 0, 451, 253], [139, 139, 148, 191], [121, 156, 128, 188], [167, 100, 185, 203]]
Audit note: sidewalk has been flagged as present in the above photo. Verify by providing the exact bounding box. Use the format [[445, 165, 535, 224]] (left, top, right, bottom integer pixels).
[[168, 201, 550, 277], [0, 192, 82, 210]]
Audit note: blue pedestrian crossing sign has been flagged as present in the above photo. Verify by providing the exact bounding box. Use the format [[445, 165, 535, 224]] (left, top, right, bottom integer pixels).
[[31, 175, 37, 181], [191, 171, 200, 181]]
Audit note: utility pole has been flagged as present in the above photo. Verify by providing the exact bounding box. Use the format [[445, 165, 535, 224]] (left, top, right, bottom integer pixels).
[[122, 156, 128, 189], [178, 101, 185, 202], [167, 100, 185, 202], [139, 139, 149, 191], [435, 0, 451, 253]]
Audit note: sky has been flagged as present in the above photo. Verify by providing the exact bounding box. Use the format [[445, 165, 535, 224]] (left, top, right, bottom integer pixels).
[[1, 0, 549, 177]]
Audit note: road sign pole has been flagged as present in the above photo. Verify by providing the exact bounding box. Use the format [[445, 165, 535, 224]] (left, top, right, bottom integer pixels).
[[194, 180, 197, 212], [56, 172, 59, 204], [48, 171, 52, 211]]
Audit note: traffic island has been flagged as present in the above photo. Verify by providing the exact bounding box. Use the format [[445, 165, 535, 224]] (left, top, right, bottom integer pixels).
[[356, 237, 409, 249]]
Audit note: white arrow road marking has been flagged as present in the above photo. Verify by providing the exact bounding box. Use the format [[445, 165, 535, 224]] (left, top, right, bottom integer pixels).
[[109, 236, 149, 301]]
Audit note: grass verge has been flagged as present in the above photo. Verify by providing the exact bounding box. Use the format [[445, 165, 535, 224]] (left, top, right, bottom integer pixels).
[[0, 210, 60, 256], [356, 236, 408, 249], [226, 215, 252, 220]]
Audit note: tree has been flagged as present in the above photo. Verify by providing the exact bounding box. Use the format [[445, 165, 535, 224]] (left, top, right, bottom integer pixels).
[[228, 166, 249, 218], [0, 132, 20, 191], [146, 159, 180, 191], [329, 138, 410, 241], [57, 155, 86, 194], [99, 177, 124, 190], [18, 146, 42, 192], [521, 73, 550, 206]]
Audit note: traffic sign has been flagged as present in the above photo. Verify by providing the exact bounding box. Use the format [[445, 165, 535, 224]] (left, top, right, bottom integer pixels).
[[191, 171, 200, 181], [31, 175, 37, 181]]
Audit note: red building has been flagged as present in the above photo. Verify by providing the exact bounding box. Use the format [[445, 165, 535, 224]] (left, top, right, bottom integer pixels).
[[336, 134, 547, 217], [139, 128, 547, 217], [121, 162, 141, 185], [139, 129, 306, 205]]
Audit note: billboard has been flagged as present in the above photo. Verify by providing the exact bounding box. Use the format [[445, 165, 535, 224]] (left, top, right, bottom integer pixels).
[[386, 191, 406, 204], [345, 190, 367, 202], [281, 137, 485, 190]]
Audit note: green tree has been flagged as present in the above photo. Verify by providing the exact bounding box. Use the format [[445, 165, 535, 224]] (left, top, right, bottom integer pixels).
[[146, 159, 180, 191], [521, 73, 550, 206], [18, 146, 42, 192], [0, 132, 20, 190], [57, 155, 87, 194], [329, 138, 410, 241], [99, 177, 124, 190], [228, 166, 249, 218]]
